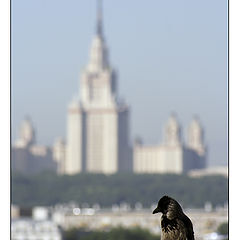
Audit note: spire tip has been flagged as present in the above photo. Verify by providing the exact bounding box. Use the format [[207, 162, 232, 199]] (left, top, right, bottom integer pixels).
[[96, 0, 103, 36]]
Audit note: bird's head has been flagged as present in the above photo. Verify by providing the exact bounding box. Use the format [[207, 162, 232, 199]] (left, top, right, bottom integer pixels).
[[152, 195, 183, 218], [152, 195, 171, 215]]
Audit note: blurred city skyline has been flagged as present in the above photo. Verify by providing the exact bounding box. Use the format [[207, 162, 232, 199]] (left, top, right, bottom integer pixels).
[[11, 0, 228, 166]]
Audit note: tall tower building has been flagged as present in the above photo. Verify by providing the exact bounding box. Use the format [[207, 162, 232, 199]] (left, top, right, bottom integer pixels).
[[187, 116, 206, 156], [164, 113, 181, 147], [14, 116, 36, 148], [65, 1, 130, 175]]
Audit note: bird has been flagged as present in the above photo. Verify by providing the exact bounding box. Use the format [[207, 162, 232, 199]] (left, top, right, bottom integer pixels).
[[152, 195, 195, 240]]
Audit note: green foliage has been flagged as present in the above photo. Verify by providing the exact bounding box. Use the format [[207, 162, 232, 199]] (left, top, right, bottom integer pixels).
[[11, 172, 228, 208], [217, 222, 228, 235], [63, 228, 79, 240], [63, 227, 159, 240]]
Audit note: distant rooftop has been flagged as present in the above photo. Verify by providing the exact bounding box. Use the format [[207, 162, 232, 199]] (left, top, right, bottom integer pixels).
[[188, 166, 228, 178]]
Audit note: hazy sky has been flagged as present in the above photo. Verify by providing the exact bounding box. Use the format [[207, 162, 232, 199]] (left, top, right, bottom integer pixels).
[[11, 0, 228, 166]]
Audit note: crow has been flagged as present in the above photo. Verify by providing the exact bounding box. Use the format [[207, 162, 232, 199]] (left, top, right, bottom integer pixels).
[[152, 195, 194, 240]]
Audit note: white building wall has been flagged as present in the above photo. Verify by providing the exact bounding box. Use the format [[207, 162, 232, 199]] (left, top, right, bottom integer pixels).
[[162, 146, 183, 173], [53, 138, 66, 174], [132, 114, 207, 174], [133, 146, 162, 173], [66, 102, 83, 174], [103, 111, 118, 173], [86, 110, 118, 174], [134, 145, 183, 174], [32, 207, 49, 221], [11, 219, 62, 240], [86, 112, 104, 172]]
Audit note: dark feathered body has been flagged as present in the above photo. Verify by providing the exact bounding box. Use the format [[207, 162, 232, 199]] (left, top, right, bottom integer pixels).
[[153, 196, 194, 240]]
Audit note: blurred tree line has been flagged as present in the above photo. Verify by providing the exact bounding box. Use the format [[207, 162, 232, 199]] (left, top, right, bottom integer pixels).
[[217, 222, 228, 236], [11, 172, 228, 208], [63, 227, 159, 240]]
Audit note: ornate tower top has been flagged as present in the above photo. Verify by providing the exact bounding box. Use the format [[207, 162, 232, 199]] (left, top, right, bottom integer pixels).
[[80, 0, 118, 109], [15, 116, 36, 148], [187, 116, 205, 155], [96, 0, 103, 36], [164, 113, 181, 147], [86, 0, 109, 73]]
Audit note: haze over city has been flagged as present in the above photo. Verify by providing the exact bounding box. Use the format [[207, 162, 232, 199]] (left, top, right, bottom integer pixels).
[[11, 0, 227, 167]]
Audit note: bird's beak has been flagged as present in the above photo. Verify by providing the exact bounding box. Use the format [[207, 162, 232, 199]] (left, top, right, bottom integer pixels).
[[152, 207, 160, 214]]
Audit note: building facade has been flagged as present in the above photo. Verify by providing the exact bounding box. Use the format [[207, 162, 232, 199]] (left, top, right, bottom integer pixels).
[[133, 114, 207, 174], [52, 138, 66, 174], [12, 2, 207, 176], [11, 219, 62, 240], [64, 2, 131, 174], [12, 117, 57, 175]]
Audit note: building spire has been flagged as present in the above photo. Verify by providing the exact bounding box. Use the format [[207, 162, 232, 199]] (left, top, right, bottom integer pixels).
[[87, 0, 109, 72], [96, 0, 103, 36]]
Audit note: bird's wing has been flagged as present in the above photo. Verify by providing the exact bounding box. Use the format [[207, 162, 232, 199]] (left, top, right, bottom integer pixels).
[[181, 214, 195, 240]]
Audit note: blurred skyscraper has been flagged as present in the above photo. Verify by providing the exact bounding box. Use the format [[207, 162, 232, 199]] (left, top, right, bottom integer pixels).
[[64, 0, 131, 174]]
